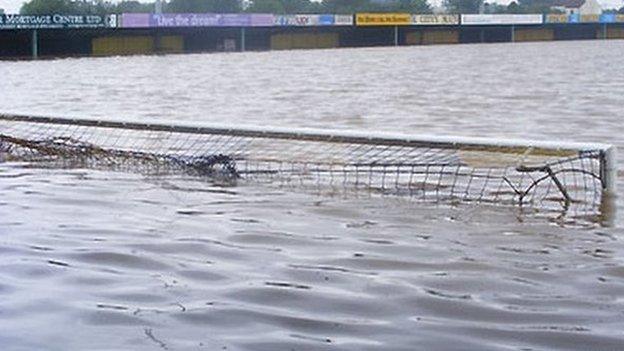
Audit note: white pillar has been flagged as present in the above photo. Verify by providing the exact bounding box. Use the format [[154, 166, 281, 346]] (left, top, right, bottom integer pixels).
[[601, 146, 617, 227], [603, 146, 617, 195]]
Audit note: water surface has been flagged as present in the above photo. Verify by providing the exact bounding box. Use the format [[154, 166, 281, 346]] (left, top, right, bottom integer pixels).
[[1, 40, 624, 350]]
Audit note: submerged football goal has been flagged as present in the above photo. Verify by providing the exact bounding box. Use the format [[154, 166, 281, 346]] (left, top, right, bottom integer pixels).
[[0, 113, 617, 218]]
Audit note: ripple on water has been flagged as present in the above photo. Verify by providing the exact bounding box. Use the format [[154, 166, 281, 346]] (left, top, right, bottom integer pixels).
[[1, 41, 624, 350]]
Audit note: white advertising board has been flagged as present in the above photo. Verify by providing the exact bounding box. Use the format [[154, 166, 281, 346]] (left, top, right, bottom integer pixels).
[[334, 15, 354, 26], [461, 14, 543, 25], [274, 14, 337, 26], [411, 14, 459, 25]]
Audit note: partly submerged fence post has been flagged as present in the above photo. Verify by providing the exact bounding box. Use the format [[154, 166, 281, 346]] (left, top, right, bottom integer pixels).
[[154, 31, 162, 53], [31, 29, 38, 59], [241, 27, 246, 52], [394, 25, 399, 46]]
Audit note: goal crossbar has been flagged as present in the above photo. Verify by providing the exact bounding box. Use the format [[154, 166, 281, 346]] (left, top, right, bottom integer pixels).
[[0, 113, 617, 217]]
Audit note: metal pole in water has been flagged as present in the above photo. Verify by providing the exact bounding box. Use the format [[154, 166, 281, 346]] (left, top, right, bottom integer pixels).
[[511, 24, 515, 43], [241, 27, 246, 52], [31, 29, 38, 59], [394, 25, 399, 46]]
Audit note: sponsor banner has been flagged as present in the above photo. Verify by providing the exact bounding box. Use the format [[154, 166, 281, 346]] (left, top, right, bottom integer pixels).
[[0, 14, 116, 29], [274, 15, 309, 26], [121, 13, 273, 28], [108, 14, 118, 28], [121, 13, 150, 28], [160, 13, 221, 27], [250, 13, 275, 27], [618, 14, 624, 23], [600, 14, 616, 23], [250, 14, 275, 26], [356, 13, 411, 26], [221, 14, 252, 26], [274, 14, 335, 26], [461, 14, 543, 25], [411, 14, 459, 25], [318, 14, 335, 25], [151, 13, 245, 27], [545, 14, 592, 23], [580, 14, 599, 23], [545, 14, 568, 23], [334, 14, 354, 26]]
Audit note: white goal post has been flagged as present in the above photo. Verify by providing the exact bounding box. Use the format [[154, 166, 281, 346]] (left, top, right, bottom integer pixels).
[[0, 113, 617, 216]]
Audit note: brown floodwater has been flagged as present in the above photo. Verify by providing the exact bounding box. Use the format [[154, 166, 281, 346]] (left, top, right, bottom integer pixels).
[[1, 40, 623, 350]]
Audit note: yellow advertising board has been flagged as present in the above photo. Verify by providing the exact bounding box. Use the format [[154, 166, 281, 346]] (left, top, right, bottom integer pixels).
[[356, 13, 411, 26], [580, 14, 599, 23], [545, 14, 568, 23]]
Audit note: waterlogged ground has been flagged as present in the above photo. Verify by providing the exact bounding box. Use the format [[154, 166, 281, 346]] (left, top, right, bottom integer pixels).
[[1, 40, 624, 350]]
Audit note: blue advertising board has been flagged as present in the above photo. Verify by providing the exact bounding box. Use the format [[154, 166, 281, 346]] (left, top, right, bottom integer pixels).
[[600, 14, 616, 23], [318, 15, 335, 25]]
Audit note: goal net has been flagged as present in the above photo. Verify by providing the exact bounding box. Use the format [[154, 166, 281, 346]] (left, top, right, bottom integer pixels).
[[0, 114, 616, 218]]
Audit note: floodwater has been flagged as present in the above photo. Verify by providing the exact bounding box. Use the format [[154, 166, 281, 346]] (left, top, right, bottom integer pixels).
[[1, 40, 624, 350]]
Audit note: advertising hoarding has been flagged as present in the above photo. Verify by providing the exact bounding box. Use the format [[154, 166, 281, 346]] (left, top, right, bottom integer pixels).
[[580, 14, 599, 23], [334, 15, 354, 26], [318, 15, 335, 25], [274, 14, 335, 26], [356, 13, 411, 26], [411, 14, 459, 25], [250, 14, 274, 26], [599, 14, 616, 23], [545, 14, 595, 23], [121, 13, 274, 28], [545, 14, 567, 23], [121, 13, 150, 28], [461, 14, 543, 25], [0, 14, 116, 29]]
